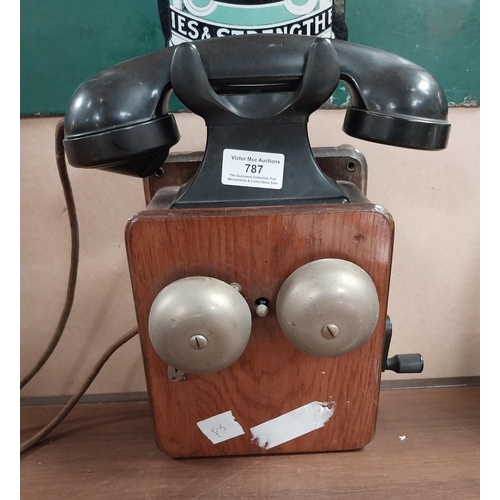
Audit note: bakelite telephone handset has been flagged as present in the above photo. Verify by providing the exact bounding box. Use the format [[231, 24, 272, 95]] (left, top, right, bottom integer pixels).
[[63, 35, 449, 184], [62, 35, 450, 458]]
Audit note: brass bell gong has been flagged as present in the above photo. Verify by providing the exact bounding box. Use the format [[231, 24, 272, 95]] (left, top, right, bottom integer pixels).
[[276, 258, 380, 358]]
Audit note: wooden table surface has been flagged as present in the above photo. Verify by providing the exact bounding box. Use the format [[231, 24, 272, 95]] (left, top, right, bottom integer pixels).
[[20, 386, 480, 499]]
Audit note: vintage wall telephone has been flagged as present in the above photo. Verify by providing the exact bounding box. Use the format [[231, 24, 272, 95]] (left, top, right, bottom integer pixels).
[[63, 35, 450, 458]]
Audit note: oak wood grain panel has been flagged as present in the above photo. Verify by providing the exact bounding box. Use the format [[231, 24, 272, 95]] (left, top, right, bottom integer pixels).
[[20, 387, 480, 500], [125, 203, 394, 457]]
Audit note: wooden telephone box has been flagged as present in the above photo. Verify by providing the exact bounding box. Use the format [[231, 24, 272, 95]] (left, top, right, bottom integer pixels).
[[63, 35, 450, 458]]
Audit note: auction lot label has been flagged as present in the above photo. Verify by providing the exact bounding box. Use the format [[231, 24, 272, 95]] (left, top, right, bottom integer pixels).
[[221, 148, 285, 190]]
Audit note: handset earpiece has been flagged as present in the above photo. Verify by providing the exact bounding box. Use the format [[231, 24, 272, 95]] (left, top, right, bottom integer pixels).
[[333, 39, 451, 150], [63, 48, 181, 177]]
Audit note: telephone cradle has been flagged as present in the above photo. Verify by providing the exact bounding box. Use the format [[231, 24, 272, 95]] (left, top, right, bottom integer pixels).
[[62, 35, 450, 458]]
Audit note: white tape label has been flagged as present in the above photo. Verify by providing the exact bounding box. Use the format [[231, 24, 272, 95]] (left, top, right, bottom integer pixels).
[[221, 148, 284, 190], [250, 401, 336, 450], [196, 410, 245, 444]]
